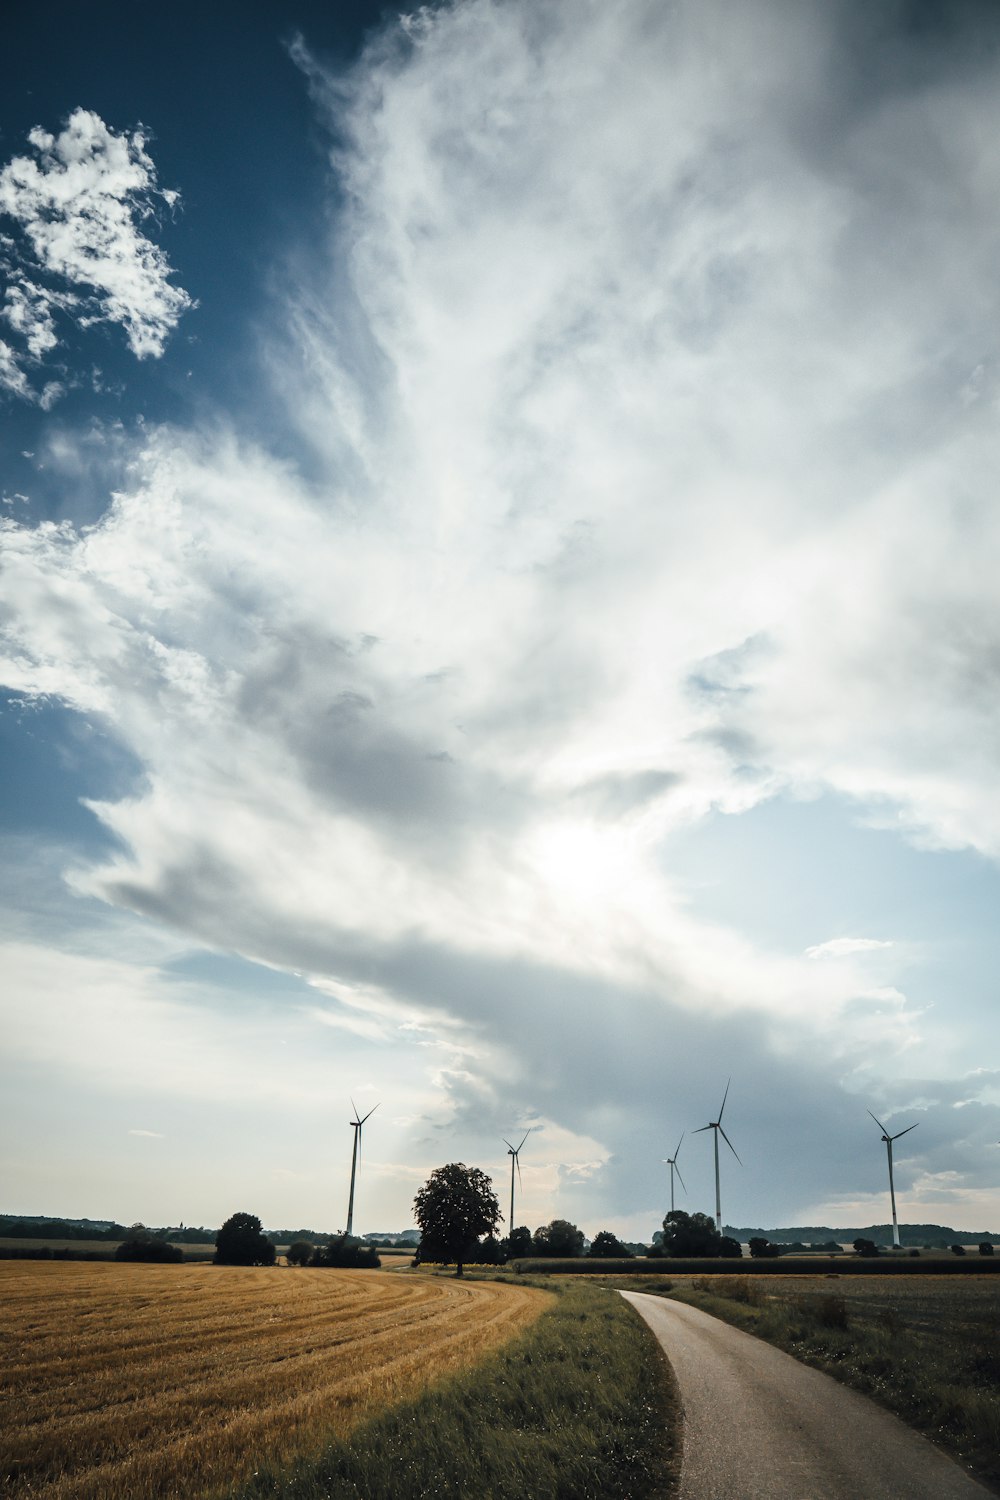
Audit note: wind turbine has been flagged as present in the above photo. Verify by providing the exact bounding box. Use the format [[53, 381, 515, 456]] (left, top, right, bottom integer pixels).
[[694, 1079, 742, 1232], [868, 1110, 918, 1249], [503, 1129, 531, 1237], [345, 1099, 379, 1238], [663, 1134, 686, 1215]]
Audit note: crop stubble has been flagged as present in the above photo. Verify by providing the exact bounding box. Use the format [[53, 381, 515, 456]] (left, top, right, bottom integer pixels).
[[1, 1260, 547, 1499]]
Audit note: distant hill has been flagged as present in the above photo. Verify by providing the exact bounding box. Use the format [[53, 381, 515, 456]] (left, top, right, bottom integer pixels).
[[0, 1214, 421, 1245], [725, 1222, 1000, 1246]]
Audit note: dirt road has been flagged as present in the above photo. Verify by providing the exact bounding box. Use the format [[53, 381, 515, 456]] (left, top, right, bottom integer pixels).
[[621, 1289, 991, 1500]]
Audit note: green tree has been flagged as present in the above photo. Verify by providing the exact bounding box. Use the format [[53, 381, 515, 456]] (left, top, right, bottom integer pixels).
[[214, 1212, 276, 1266], [588, 1230, 632, 1258], [413, 1163, 501, 1277], [748, 1236, 780, 1258], [501, 1225, 533, 1260], [286, 1239, 313, 1266], [532, 1218, 585, 1257], [661, 1210, 742, 1258]]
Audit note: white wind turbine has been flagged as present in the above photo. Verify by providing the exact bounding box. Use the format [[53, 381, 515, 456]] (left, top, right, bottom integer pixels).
[[868, 1110, 918, 1249], [694, 1079, 742, 1232], [664, 1134, 686, 1215], [503, 1129, 531, 1237], [345, 1099, 379, 1238]]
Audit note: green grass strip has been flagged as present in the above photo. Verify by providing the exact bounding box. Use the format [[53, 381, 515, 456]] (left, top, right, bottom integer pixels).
[[662, 1276, 1000, 1492], [228, 1279, 678, 1500]]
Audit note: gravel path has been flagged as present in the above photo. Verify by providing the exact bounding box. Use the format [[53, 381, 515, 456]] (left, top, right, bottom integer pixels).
[[621, 1289, 991, 1500]]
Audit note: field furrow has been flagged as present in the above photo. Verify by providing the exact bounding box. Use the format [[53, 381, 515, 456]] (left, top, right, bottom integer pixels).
[[0, 1261, 547, 1499]]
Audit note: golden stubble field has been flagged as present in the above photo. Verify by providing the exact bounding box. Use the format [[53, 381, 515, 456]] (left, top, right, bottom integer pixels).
[[1, 1260, 549, 1500]]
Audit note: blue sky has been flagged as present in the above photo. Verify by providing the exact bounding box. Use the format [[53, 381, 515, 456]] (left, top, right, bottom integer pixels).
[[1, 0, 999, 1240]]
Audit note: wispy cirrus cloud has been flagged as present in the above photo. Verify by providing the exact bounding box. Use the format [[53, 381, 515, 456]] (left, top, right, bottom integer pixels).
[[0, 108, 192, 402], [2, 0, 999, 1228]]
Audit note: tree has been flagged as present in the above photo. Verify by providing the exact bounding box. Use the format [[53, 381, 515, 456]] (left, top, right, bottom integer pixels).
[[853, 1237, 880, 1258], [286, 1239, 313, 1266], [310, 1236, 380, 1269], [214, 1212, 276, 1266], [115, 1232, 182, 1263], [501, 1225, 533, 1261], [588, 1230, 633, 1258], [413, 1163, 501, 1277], [660, 1210, 742, 1258], [748, 1236, 781, 1258], [532, 1219, 585, 1257], [979, 1242, 996, 1257]]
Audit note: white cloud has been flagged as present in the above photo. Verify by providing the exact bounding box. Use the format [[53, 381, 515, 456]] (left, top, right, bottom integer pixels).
[[1, 0, 999, 1227], [0, 108, 192, 399], [807, 938, 895, 960], [128, 1128, 164, 1138]]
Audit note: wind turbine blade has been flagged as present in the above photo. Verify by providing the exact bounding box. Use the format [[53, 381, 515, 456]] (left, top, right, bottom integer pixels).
[[693, 1123, 712, 1134], [350, 1098, 359, 1122], [675, 1164, 687, 1193], [719, 1126, 743, 1165], [517, 1129, 531, 1152], [503, 1139, 516, 1153], [674, 1133, 684, 1160], [867, 1109, 889, 1135], [890, 1122, 918, 1141], [359, 1103, 380, 1126], [718, 1077, 731, 1121], [516, 1156, 522, 1187]]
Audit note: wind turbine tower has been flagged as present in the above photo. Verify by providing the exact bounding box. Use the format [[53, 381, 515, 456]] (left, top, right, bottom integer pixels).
[[694, 1080, 742, 1232], [345, 1099, 379, 1238], [868, 1110, 918, 1249], [503, 1130, 531, 1237], [664, 1134, 686, 1215]]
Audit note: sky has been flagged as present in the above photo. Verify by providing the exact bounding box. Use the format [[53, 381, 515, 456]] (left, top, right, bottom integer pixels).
[[2, 0, 999, 1241]]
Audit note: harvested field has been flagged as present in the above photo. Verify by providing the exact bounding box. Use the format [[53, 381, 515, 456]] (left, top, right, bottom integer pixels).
[[0, 1260, 548, 1500]]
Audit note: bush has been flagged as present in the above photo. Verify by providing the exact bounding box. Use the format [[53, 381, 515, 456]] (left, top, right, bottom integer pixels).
[[310, 1236, 380, 1269], [286, 1240, 313, 1266], [853, 1237, 880, 1258], [951, 1244, 967, 1257], [749, 1237, 780, 1258], [980, 1243, 996, 1257], [115, 1235, 183, 1263]]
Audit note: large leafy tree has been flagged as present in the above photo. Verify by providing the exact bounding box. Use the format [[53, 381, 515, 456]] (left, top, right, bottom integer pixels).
[[214, 1212, 276, 1266], [532, 1218, 585, 1257], [588, 1229, 633, 1259], [661, 1210, 741, 1258], [413, 1163, 501, 1277]]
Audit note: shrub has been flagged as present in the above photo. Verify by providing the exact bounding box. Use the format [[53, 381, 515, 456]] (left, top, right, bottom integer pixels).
[[979, 1243, 995, 1257], [310, 1236, 380, 1269], [951, 1244, 967, 1257], [115, 1235, 183, 1263], [286, 1240, 313, 1267]]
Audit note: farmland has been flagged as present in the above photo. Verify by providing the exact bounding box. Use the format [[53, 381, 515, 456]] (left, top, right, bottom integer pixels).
[[0, 1261, 547, 1499], [651, 1272, 1000, 1491]]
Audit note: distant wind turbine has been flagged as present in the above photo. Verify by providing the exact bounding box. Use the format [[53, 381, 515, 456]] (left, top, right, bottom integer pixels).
[[663, 1134, 686, 1215], [345, 1099, 379, 1238], [503, 1130, 531, 1236], [694, 1080, 742, 1231], [868, 1110, 918, 1249]]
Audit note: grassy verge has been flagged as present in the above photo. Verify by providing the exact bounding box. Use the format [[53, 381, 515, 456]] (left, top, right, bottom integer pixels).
[[227, 1278, 679, 1500], [660, 1273, 1000, 1493]]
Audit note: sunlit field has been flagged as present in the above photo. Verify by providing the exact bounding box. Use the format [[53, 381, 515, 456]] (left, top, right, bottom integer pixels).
[[1, 1260, 546, 1499]]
